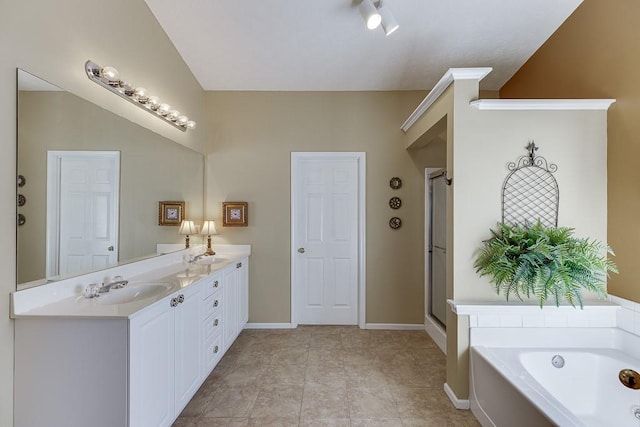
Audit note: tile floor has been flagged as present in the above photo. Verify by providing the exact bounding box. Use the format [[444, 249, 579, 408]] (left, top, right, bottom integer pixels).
[[173, 326, 480, 427]]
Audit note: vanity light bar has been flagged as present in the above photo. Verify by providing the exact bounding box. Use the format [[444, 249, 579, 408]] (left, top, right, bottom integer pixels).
[[84, 60, 196, 132]]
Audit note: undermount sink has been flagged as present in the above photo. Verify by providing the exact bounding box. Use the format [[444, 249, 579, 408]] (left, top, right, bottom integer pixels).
[[96, 282, 173, 305], [195, 256, 219, 265]]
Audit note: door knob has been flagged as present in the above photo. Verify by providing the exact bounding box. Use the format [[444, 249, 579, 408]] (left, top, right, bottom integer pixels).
[[108, 246, 114, 251], [297, 248, 305, 253]]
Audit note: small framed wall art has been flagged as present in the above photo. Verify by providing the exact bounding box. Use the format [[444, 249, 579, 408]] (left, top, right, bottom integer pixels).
[[158, 201, 185, 226], [222, 201, 248, 227]]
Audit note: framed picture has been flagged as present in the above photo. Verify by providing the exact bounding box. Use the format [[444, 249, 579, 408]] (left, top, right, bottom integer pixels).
[[222, 201, 248, 227], [158, 201, 185, 226]]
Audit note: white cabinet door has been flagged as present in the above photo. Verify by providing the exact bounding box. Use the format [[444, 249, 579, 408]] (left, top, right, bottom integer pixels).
[[130, 298, 176, 427], [223, 264, 238, 350], [238, 258, 249, 327], [174, 283, 202, 412]]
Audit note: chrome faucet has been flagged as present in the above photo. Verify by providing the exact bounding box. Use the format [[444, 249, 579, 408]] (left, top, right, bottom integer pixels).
[[189, 253, 208, 264], [99, 275, 129, 293]]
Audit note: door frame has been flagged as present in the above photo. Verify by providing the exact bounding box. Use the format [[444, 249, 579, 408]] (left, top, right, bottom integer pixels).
[[290, 152, 366, 329], [46, 150, 120, 278]]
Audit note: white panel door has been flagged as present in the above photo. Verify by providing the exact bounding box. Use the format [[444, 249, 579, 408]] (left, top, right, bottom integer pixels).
[[49, 151, 119, 277], [293, 155, 359, 325]]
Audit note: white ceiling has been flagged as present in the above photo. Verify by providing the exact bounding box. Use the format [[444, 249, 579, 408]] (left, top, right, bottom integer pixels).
[[145, 0, 582, 92]]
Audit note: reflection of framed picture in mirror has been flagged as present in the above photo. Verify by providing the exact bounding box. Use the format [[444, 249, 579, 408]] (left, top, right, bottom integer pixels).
[[222, 201, 248, 227], [159, 201, 185, 226]]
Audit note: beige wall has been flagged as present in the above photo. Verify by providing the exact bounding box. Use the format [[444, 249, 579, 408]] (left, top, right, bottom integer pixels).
[[499, 0, 639, 302], [0, 0, 206, 423], [205, 91, 445, 324], [410, 77, 609, 398], [17, 91, 204, 284]]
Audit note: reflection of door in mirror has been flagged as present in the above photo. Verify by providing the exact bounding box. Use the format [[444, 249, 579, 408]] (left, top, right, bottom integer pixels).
[[16, 69, 205, 289], [46, 151, 120, 278]]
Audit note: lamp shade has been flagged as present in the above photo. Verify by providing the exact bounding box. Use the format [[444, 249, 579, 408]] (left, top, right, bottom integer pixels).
[[200, 220, 218, 236], [178, 220, 197, 235]]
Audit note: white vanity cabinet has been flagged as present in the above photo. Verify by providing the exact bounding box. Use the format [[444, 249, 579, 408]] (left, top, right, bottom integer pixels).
[[223, 257, 249, 350], [129, 282, 201, 427], [201, 272, 224, 377], [14, 254, 250, 427]]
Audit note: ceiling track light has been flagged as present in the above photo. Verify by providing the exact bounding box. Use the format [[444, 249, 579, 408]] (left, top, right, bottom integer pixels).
[[85, 60, 196, 132], [358, 0, 399, 35], [377, 0, 399, 36], [359, 0, 381, 30]]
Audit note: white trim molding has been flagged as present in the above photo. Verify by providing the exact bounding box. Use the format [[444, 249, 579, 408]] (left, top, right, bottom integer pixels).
[[401, 67, 493, 132], [425, 316, 446, 355], [244, 323, 296, 329], [469, 99, 616, 111], [444, 383, 470, 410], [290, 152, 367, 329], [365, 323, 425, 330]]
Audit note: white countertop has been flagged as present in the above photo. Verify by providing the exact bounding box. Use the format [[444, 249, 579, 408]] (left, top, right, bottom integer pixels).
[[11, 247, 250, 319]]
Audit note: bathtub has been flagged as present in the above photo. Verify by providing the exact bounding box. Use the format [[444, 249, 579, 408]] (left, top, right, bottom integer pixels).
[[469, 328, 640, 427]]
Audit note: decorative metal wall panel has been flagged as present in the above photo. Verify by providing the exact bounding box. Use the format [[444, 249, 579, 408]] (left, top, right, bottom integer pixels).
[[502, 142, 559, 227]]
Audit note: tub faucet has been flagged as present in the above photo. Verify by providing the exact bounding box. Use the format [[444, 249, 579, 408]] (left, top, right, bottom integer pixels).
[[99, 275, 128, 293]]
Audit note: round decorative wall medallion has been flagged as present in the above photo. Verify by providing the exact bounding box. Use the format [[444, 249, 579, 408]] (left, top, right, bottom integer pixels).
[[389, 217, 402, 229], [17, 175, 26, 187], [18, 194, 26, 207], [389, 197, 401, 209], [389, 177, 402, 190], [17, 213, 26, 226]]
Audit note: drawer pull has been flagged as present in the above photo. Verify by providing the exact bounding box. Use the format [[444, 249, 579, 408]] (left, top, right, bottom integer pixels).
[[170, 297, 178, 307], [214, 318, 219, 326], [236, 262, 242, 269], [213, 280, 219, 288], [213, 300, 219, 308], [213, 345, 219, 354], [177, 294, 185, 303]]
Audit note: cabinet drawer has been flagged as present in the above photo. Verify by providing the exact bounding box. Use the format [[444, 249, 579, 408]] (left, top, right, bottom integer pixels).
[[203, 309, 223, 341], [202, 291, 223, 319], [203, 333, 223, 375], [202, 275, 222, 298]]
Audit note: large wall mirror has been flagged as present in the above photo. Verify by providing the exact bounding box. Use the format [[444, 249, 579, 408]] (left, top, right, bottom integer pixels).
[[17, 69, 204, 290]]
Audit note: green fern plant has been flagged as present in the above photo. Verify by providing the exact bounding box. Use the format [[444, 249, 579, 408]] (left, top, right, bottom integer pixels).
[[474, 221, 618, 308]]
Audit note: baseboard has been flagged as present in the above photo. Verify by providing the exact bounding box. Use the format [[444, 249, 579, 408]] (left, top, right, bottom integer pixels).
[[425, 315, 447, 355], [364, 323, 425, 330], [444, 383, 470, 410], [244, 323, 295, 329]]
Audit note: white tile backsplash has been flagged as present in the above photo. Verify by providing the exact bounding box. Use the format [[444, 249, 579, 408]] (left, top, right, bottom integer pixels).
[[608, 294, 640, 336], [634, 311, 640, 336], [499, 314, 523, 327], [451, 299, 620, 331], [477, 314, 501, 328], [522, 313, 545, 327], [616, 307, 634, 332]]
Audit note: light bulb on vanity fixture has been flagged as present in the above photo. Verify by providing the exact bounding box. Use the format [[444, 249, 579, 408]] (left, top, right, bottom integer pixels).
[[85, 60, 197, 132], [179, 220, 198, 249], [200, 220, 218, 256], [158, 103, 171, 116]]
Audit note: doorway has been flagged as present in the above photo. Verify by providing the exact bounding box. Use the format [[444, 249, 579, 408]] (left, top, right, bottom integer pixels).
[[291, 152, 366, 328], [425, 168, 447, 353], [46, 151, 120, 278]]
